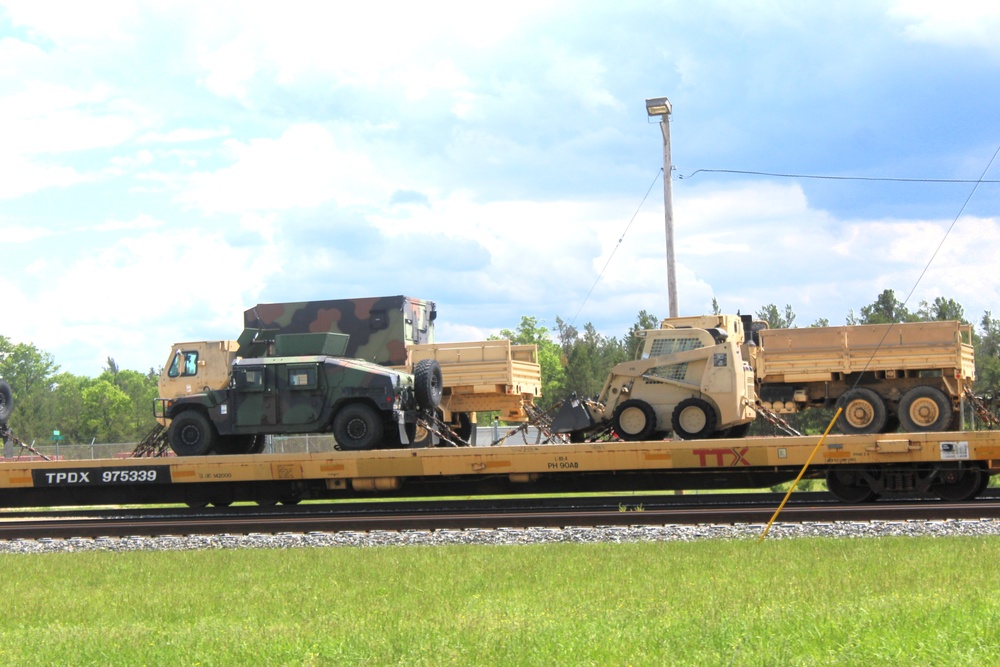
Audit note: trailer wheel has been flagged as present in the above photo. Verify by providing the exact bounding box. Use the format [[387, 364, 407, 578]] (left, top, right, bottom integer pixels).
[[899, 386, 953, 432], [414, 359, 443, 410], [826, 468, 879, 503], [671, 398, 717, 440], [612, 399, 657, 441], [168, 411, 216, 456], [836, 388, 887, 435], [0, 380, 12, 422], [333, 403, 384, 450]]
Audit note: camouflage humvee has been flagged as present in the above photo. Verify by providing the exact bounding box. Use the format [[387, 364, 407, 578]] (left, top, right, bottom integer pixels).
[[243, 295, 435, 366], [155, 332, 443, 456]]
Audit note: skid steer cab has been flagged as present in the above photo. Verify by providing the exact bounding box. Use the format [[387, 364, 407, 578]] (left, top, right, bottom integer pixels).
[[552, 315, 756, 441]]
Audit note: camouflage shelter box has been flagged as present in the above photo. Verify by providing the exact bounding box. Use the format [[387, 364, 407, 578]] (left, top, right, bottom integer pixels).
[[243, 296, 436, 366]]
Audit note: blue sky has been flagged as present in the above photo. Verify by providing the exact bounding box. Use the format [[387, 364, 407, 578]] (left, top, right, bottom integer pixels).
[[2, 1, 999, 376]]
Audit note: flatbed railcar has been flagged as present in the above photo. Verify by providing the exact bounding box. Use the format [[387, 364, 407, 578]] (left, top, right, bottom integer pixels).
[[2, 430, 998, 509]]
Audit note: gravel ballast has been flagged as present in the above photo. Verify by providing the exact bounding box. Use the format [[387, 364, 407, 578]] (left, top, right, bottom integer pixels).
[[3, 519, 1000, 554]]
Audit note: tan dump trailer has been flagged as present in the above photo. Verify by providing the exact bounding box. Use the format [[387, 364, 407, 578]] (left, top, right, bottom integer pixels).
[[752, 320, 975, 434]]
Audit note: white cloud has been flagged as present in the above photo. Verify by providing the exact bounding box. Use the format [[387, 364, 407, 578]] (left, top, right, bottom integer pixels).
[[177, 123, 386, 213], [889, 1, 1000, 55]]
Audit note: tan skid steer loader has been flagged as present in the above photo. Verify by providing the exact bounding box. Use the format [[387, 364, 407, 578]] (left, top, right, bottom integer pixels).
[[552, 315, 756, 441]]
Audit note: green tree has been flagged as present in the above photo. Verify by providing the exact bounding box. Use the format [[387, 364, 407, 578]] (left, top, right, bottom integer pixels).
[[81, 380, 132, 443], [496, 316, 566, 409], [975, 312, 1000, 404], [42, 372, 92, 443], [916, 297, 966, 323], [0, 336, 60, 441], [99, 362, 159, 441], [756, 304, 796, 329], [624, 310, 659, 360], [858, 289, 916, 324], [556, 319, 627, 401]]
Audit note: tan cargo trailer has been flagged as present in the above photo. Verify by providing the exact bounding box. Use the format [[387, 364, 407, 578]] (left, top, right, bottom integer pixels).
[[754, 321, 975, 434]]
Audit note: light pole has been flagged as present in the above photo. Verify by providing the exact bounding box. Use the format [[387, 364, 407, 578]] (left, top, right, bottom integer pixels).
[[645, 96, 677, 317]]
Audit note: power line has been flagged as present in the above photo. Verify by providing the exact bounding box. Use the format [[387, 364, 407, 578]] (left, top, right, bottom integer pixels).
[[567, 168, 663, 329], [679, 168, 1000, 183]]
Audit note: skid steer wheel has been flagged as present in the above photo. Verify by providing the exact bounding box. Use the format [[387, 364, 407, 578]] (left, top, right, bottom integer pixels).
[[414, 359, 443, 410], [612, 399, 657, 441], [333, 403, 384, 451], [168, 411, 216, 456], [0, 379, 13, 423], [671, 397, 718, 440], [898, 386, 953, 432], [836, 388, 887, 435]]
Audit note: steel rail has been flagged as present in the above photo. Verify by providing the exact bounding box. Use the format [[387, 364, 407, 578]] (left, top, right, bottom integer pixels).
[[3, 493, 999, 540]]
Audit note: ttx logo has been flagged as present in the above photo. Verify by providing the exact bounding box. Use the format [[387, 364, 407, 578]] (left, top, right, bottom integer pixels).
[[692, 447, 751, 467]]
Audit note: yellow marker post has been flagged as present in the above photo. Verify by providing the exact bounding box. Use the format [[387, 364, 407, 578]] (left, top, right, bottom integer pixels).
[[758, 407, 843, 542]]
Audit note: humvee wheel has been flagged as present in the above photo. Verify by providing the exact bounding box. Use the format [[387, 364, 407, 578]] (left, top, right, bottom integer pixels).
[[414, 359, 443, 409], [612, 399, 656, 441], [213, 434, 264, 455], [0, 380, 13, 422], [333, 403, 384, 450], [168, 411, 216, 456], [836, 388, 887, 435], [932, 464, 984, 502], [899, 386, 952, 432], [671, 398, 717, 440]]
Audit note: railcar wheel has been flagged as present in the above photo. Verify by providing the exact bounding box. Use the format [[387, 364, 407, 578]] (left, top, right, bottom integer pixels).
[[899, 386, 953, 432], [0, 380, 13, 422], [836, 388, 887, 435], [612, 399, 657, 441], [931, 464, 984, 502], [826, 468, 879, 503], [671, 398, 718, 440], [168, 411, 216, 456], [332, 403, 384, 450], [414, 359, 443, 410]]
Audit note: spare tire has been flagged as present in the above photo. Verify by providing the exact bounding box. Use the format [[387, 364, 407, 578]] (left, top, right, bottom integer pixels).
[[0, 380, 12, 422], [414, 359, 443, 410]]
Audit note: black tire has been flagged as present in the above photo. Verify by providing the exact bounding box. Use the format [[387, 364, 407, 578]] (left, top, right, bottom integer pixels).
[[0, 380, 13, 422], [826, 468, 879, 503], [453, 412, 474, 444], [932, 464, 985, 502], [414, 359, 443, 410], [898, 386, 953, 432], [671, 398, 718, 440], [214, 434, 267, 455], [836, 388, 887, 435], [168, 411, 216, 456], [246, 434, 267, 454], [719, 422, 752, 439], [612, 399, 657, 441], [332, 403, 384, 451]]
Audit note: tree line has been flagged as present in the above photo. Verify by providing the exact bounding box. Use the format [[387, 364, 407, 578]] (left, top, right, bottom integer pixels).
[[3, 288, 1000, 444]]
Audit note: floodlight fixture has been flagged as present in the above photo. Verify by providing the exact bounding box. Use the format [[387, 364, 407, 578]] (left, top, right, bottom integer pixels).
[[645, 97, 672, 116]]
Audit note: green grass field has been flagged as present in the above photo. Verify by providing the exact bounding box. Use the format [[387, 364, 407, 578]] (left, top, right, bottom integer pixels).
[[3, 536, 999, 665]]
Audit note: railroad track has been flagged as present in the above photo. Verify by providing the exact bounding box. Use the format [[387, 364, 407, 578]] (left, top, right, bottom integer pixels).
[[3, 491, 1000, 540]]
